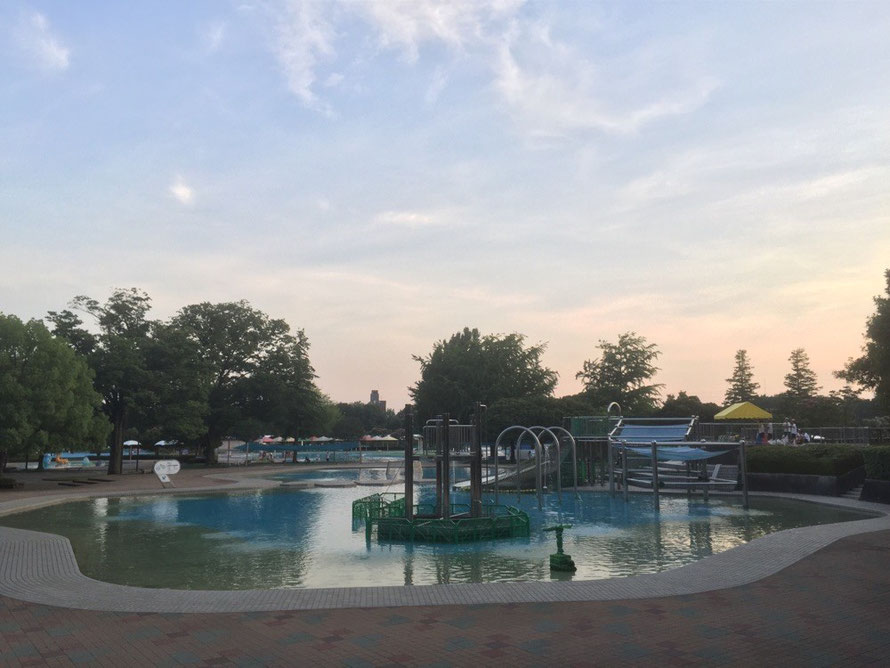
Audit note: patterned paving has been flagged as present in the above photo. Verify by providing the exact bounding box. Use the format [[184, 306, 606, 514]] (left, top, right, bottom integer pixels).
[[1, 530, 889, 666]]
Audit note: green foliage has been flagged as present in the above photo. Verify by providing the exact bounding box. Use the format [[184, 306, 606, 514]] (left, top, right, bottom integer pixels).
[[784, 348, 820, 399], [484, 395, 595, 440], [410, 327, 558, 423], [746, 445, 864, 476], [332, 401, 399, 439], [0, 314, 108, 468], [170, 300, 328, 456], [838, 269, 890, 415], [576, 332, 662, 414], [862, 446, 890, 481], [657, 391, 721, 421], [49, 288, 156, 473], [725, 349, 759, 404]]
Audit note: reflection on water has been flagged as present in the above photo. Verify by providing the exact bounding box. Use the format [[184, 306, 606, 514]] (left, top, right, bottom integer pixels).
[[0, 486, 873, 591]]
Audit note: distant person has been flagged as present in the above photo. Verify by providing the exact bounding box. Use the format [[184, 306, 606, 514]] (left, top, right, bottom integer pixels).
[[790, 420, 799, 444], [782, 418, 791, 444], [757, 423, 767, 444]]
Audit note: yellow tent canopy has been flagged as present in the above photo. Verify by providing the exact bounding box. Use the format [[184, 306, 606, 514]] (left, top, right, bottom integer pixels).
[[714, 401, 772, 420]]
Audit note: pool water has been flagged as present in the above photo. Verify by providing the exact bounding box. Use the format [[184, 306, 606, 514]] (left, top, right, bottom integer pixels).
[[0, 482, 872, 591]]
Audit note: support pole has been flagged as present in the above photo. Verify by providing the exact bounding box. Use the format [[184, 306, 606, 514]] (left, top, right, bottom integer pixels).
[[622, 443, 629, 503], [404, 404, 414, 521], [702, 459, 709, 502], [442, 413, 451, 519], [471, 402, 484, 517], [494, 438, 500, 505], [651, 441, 660, 511], [740, 440, 749, 510], [608, 439, 615, 496]]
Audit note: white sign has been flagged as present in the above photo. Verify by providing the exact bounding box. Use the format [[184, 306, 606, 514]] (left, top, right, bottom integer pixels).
[[154, 460, 181, 475], [154, 459, 180, 486]]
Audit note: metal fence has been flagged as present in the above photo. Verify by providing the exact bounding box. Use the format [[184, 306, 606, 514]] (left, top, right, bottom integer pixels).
[[692, 422, 887, 445]]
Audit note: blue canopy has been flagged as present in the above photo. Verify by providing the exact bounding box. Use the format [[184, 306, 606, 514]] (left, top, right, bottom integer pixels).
[[623, 446, 728, 461]]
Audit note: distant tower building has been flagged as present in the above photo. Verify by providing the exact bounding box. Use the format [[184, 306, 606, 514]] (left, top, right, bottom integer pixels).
[[370, 390, 386, 413]]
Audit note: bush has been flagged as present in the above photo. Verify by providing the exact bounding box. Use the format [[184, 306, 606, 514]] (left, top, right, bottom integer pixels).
[[746, 445, 864, 476], [862, 446, 890, 481]]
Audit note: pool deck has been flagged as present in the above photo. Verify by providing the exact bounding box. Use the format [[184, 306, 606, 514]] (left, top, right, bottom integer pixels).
[[1, 465, 889, 665]]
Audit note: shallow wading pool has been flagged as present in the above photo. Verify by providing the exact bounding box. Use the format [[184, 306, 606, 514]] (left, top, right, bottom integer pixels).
[[0, 477, 873, 591]]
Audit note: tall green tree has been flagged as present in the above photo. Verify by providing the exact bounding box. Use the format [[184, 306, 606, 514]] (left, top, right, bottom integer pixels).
[[724, 349, 759, 405], [576, 332, 663, 414], [169, 300, 326, 459], [784, 348, 820, 400], [838, 269, 890, 414], [0, 314, 108, 471], [48, 288, 154, 474], [410, 327, 558, 423], [138, 322, 210, 447]]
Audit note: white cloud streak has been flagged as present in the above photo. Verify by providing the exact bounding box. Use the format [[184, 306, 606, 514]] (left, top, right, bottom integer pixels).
[[270, 0, 335, 112], [169, 178, 194, 205], [16, 12, 70, 72], [492, 25, 719, 138]]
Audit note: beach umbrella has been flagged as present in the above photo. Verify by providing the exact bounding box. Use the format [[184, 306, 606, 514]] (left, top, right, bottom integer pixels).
[[123, 440, 139, 445]]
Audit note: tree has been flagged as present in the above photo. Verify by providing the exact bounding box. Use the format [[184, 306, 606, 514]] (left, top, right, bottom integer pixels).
[[784, 348, 820, 401], [484, 395, 594, 441], [0, 314, 108, 472], [410, 327, 558, 423], [576, 332, 663, 414], [48, 288, 154, 474], [138, 322, 210, 447], [838, 269, 890, 414], [169, 300, 327, 459], [657, 391, 721, 422], [724, 349, 759, 405], [332, 401, 399, 439]]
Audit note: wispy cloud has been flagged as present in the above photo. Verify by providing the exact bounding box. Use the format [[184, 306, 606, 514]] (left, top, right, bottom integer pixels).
[[269, 0, 335, 112], [201, 21, 226, 53], [16, 11, 70, 72], [373, 210, 447, 228], [493, 25, 719, 139], [169, 178, 194, 205], [358, 0, 523, 62]]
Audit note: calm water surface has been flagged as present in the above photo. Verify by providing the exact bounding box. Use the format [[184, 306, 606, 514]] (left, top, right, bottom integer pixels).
[[0, 481, 872, 590]]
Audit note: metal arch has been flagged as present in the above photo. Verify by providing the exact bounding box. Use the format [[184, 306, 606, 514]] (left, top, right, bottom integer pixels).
[[545, 425, 579, 499], [528, 426, 563, 501], [493, 426, 543, 510]]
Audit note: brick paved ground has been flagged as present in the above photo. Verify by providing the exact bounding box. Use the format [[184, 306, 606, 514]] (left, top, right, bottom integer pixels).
[[1, 530, 888, 667]]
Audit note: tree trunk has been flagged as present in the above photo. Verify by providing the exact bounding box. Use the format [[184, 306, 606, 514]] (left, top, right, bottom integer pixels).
[[108, 413, 124, 475]]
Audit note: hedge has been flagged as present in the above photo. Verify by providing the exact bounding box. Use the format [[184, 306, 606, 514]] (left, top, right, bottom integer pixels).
[[862, 446, 890, 481], [745, 445, 864, 476]]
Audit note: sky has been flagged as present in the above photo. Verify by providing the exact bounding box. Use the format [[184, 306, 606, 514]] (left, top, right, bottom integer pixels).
[[2, 1, 889, 410]]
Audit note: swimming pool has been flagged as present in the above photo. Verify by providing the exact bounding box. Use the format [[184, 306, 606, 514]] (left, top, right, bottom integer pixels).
[[0, 478, 873, 591]]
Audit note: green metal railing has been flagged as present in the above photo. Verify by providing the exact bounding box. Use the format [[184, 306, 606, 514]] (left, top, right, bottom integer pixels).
[[352, 493, 404, 521]]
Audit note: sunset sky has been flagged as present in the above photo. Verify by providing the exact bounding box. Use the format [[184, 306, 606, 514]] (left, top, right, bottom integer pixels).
[[2, 1, 888, 409]]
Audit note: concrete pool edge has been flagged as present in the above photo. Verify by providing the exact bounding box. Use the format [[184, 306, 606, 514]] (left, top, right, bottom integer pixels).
[[1, 477, 888, 613]]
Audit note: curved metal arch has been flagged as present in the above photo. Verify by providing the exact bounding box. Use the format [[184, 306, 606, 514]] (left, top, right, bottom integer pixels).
[[545, 425, 579, 499], [527, 426, 563, 500], [493, 426, 543, 510]]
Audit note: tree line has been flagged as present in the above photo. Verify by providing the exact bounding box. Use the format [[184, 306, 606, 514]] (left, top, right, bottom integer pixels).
[[2, 269, 888, 471]]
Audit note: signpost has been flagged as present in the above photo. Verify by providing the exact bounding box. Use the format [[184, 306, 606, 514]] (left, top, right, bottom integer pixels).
[[153, 459, 181, 488]]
